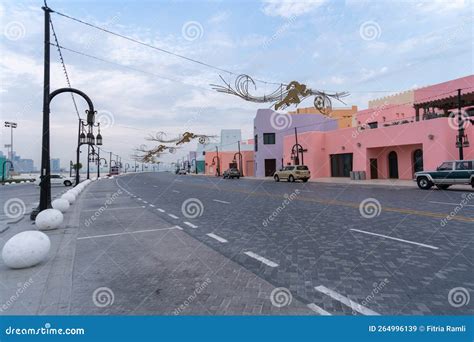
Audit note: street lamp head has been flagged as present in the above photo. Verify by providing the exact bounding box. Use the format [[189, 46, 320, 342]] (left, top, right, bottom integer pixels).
[[87, 132, 95, 145], [96, 132, 103, 146], [79, 132, 86, 144]]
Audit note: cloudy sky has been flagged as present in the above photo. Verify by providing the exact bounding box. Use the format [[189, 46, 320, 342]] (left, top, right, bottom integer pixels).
[[0, 0, 472, 169]]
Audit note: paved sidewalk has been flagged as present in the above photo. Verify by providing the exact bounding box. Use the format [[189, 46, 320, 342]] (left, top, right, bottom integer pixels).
[[189, 173, 474, 190], [0, 187, 83, 315]]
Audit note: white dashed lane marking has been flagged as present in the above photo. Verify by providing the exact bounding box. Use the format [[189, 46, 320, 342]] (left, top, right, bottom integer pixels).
[[183, 222, 198, 228], [243, 251, 278, 267], [157, 208, 165, 213], [168, 214, 179, 219], [206, 233, 228, 243], [314, 285, 379, 316], [213, 199, 230, 204], [172, 190, 180, 193], [149, 204, 155, 207], [350, 229, 439, 250], [77, 226, 181, 240]]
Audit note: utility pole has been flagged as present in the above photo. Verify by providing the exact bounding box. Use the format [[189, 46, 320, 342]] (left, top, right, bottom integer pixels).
[[215, 146, 220, 176], [109, 151, 112, 174], [87, 144, 90, 179], [457, 88, 464, 160], [4, 122, 17, 160], [39, 5, 52, 212]]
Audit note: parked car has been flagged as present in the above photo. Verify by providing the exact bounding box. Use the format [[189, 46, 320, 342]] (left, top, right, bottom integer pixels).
[[414, 160, 474, 190], [34, 174, 74, 187], [273, 165, 310, 182], [177, 169, 187, 175], [223, 168, 240, 179]]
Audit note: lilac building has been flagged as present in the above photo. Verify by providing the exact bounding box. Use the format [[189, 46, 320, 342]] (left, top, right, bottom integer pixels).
[[253, 109, 338, 177]]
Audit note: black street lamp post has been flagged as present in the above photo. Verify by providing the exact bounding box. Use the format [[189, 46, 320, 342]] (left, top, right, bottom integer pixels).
[[97, 157, 107, 178], [215, 146, 220, 176], [88, 146, 99, 178], [291, 127, 307, 165], [2, 160, 14, 182], [31, 6, 99, 221]]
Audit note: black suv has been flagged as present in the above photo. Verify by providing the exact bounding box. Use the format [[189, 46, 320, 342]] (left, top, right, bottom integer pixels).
[[414, 160, 474, 190]]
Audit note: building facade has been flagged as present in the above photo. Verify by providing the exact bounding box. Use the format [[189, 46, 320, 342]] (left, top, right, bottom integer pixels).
[[253, 109, 339, 177], [281, 75, 474, 180], [198, 129, 255, 176]]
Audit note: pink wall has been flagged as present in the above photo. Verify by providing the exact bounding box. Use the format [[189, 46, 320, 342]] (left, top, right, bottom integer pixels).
[[205, 151, 255, 176], [414, 75, 474, 104], [355, 104, 416, 127], [283, 117, 474, 180]]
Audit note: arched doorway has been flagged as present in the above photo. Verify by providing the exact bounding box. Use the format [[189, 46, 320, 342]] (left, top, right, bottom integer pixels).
[[388, 151, 399, 179], [413, 149, 423, 173]]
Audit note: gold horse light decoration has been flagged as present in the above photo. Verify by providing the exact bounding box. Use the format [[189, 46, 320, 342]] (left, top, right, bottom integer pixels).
[[148, 131, 216, 146], [211, 74, 348, 114]]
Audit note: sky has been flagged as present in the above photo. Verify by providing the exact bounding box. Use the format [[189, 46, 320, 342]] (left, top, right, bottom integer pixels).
[[0, 0, 472, 169]]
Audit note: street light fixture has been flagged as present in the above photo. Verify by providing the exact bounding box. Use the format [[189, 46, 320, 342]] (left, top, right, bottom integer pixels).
[[4, 121, 17, 160]]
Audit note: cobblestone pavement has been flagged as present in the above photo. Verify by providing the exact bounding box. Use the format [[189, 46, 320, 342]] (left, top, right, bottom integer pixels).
[[112, 172, 473, 316]]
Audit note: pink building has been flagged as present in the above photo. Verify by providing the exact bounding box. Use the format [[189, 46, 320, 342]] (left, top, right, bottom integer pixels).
[[283, 75, 474, 180], [205, 150, 254, 176]]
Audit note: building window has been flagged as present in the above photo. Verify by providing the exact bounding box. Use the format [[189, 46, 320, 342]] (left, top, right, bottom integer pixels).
[[263, 133, 276, 145], [367, 122, 378, 129], [254, 134, 258, 152]]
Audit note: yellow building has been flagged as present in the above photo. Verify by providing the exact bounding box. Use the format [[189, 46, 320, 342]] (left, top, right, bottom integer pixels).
[[289, 105, 358, 129]]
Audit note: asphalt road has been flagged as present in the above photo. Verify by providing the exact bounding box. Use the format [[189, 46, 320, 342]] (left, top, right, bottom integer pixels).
[[112, 172, 473, 315], [0, 183, 68, 227]]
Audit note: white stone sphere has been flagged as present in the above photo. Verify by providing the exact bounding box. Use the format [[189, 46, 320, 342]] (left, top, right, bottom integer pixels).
[[61, 192, 76, 204], [68, 189, 79, 197], [2, 231, 51, 269], [51, 198, 70, 213], [35, 209, 64, 230]]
